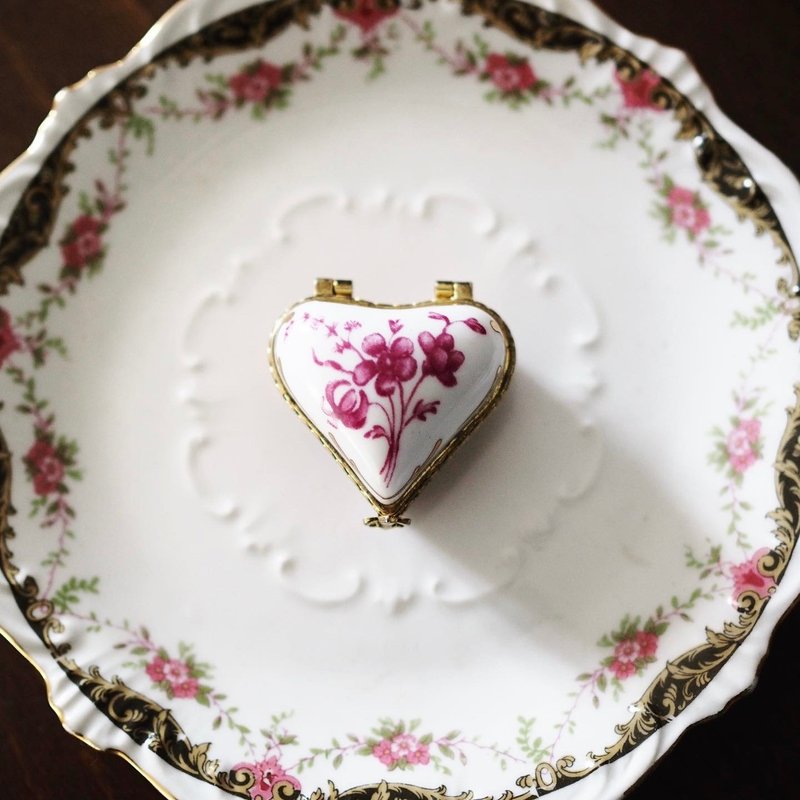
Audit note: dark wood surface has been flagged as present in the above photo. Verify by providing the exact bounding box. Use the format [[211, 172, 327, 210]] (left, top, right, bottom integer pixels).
[[1, 1, 799, 797]]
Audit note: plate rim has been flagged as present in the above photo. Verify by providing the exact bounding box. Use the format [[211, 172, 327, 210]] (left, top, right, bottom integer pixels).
[[2, 1, 800, 799]]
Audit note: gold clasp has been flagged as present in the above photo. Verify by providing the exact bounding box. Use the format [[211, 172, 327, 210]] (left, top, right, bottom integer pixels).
[[364, 514, 411, 529], [315, 278, 353, 299], [434, 281, 473, 301]]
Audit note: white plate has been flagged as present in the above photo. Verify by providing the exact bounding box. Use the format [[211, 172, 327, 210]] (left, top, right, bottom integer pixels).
[[1, 2, 799, 799]]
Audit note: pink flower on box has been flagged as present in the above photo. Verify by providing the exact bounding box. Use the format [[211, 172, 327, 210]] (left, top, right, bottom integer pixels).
[[485, 53, 537, 94], [353, 332, 417, 396], [419, 330, 465, 387], [61, 215, 104, 269], [731, 548, 775, 601], [25, 439, 65, 496], [229, 60, 283, 103], [232, 757, 301, 800], [292, 308, 492, 489], [324, 380, 370, 429], [0, 307, 20, 368], [726, 417, 761, 474], [333, 0, 398, 34], [615, 68, 662, 110]]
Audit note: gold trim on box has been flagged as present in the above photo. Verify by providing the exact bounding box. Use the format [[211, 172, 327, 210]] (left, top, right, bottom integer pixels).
[[0, 1, 798, 799], [268, 280, 516, 528]]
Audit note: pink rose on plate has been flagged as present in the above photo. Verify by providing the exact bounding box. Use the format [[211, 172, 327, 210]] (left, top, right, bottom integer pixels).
[[635, 630, 659, 659], [667, 186, 711, 236], [608, 630, 659, 680], [731, 547, 775, 601], [24, 439, 65, 496], [0, 307, 20, 368], [232, 757, 301, 800], [390, 733, 430, 766], [145, 656, 167, 682], [485, 53, 537, 94], [615, 68, 662, 110], [333, 0, 399, 34], [324, 380, 370, 429], [612, 638, 638, 664], [373, 738, 395, 767], [229, 60, 283, 103], [172, 677, 200, 699], [667, 186, 694, 207], [161, 658, 191, 683], [610, 659, 636, 680], [372, 733, 430, 768], [353, 332, 417, 396], [61, 215, 104, 269], [726, 417, 761, 474]]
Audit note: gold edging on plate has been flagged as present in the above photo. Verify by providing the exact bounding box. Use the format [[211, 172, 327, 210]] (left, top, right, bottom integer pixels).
[[267, 283, 516, 526], [0, 0, 326, 295], [0, 0, 197, 295], [0, 0, 798, 798], [461, 0, 800, 338], [0, 434, 258, 798], [0, 627, 180, 800]]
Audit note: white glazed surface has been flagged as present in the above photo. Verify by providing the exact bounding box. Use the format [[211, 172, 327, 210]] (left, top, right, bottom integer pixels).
[[0, 2, 799, 800]]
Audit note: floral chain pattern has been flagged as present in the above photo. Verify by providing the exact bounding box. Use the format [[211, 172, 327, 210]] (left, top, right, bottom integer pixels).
[[0, 2, 791, 793]]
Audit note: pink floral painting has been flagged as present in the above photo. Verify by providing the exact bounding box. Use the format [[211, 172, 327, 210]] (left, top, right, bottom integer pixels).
[[24, 438, 66, 497], [726, 418, 762, 474], [708, 401, 766, 550], [333, 0, 399, 33], [0, 307, 20, 367], [146, 656, 201, 699], [666, 185, 711, 238], [0, 7, 793, 794], [135, 641, 214, 705], [232, 757, 301, 800], [229, 60, 284, 103], [373, 732, 430, 768], [730, 548, 775, 601], [651, 175, 717, 246], [484, 53, 537, 95], [609, 630, 659, 680], [60, 214, 106, 271], [615, 68, 662, 110], [299, 311, 486, 486]]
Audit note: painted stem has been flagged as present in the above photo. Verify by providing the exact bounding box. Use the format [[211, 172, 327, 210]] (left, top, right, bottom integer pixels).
[[400, 14, 476, 74]]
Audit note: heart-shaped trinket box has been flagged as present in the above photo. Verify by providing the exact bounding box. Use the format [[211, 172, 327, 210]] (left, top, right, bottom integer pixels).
[[269, 280, 515, 527]]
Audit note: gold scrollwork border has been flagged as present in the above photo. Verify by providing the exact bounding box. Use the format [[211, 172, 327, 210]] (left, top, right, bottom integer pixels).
[[0, 0, 328, 295], [461, 0, 800, 335], [0, 0, 799, 798]]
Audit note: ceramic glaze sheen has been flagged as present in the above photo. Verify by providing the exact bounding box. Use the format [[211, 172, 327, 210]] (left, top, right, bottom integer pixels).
[[271, 296, 513, 519]]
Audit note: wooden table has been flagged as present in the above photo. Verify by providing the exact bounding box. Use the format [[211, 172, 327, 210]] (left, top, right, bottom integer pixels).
[[1, 1, 799, 797]]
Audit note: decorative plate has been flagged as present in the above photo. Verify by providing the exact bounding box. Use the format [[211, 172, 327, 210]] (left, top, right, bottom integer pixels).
[[1, 2, 799, 800]]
